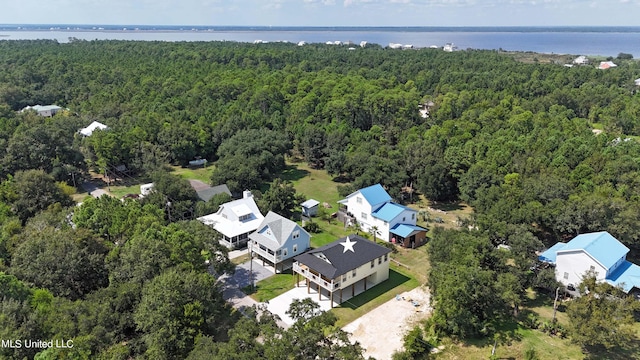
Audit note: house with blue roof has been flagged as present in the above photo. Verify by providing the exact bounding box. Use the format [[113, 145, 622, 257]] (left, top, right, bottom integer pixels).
[[539, 231, 640, 293], [338, 184, 427, 248]]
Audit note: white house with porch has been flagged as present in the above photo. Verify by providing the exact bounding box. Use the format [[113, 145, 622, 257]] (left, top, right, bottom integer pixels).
[[338, 184, 427, 248], [21, 104, 63, 117], [248, 211, 310, 273], [539, 231, 640, 293], [197, 190, 264, 249], [293, 235, 391, 307]]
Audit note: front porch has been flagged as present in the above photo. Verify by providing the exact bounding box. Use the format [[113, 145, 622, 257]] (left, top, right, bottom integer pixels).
[[251, 250, 293, 273], [389, 224, 427, 248], [293, 263, 376, 308], [220, 232, 250, 249]]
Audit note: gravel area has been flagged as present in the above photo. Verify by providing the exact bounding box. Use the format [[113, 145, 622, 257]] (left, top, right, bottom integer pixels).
[[342, 286, 432, 360]]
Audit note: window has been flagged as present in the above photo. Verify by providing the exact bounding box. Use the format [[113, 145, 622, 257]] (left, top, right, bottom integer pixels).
[[402, 217, 406, 221], [352, 269, 357, 277], [378, 257, 382, 264], [292, 230, 300, 239], [589, 265, 595, 272], [384, 254, 388, 262], [283, 248, 288, 257], [357, 197, 362, 204], [371, 260, 375, 268], [293, 244, 298, 253], [563, 272, 569, 280], [384, 221, 388, 226], [361, 212, 367, 220], [342, 274, 347, 282], [411, 213, 415, 220]]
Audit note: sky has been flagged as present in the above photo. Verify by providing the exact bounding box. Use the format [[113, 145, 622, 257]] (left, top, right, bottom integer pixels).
[[1, 0, 639, 27]]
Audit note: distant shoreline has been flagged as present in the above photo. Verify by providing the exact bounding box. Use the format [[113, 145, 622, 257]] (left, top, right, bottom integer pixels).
[[1, 25, 640, 33]]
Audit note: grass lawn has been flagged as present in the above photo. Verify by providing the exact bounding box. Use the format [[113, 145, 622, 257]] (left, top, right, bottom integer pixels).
[[408, 194, 474, 232], [437, 288, 640, 359], [169, 164, 215, 183], [284, 160, 342, 207], [72, 192, 92, 203], [108, 183, 143, 198], [246, 271, 297, 302]]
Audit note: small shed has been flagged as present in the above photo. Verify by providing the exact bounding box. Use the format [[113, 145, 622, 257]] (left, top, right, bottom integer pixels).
[[140, 183, 155, 197], [301, 199, 320, 217]]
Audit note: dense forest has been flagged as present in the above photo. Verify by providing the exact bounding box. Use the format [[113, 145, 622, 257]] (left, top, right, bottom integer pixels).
[[1, 39, 640, 359]]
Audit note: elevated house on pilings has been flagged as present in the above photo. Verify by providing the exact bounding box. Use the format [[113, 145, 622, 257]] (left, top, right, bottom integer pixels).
[[292, 234, 391, 307]]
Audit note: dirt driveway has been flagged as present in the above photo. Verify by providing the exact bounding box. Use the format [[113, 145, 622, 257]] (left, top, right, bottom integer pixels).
[[342, 286, 432, 360]]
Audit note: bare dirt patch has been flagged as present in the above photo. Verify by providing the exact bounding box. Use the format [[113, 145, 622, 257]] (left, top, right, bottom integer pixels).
[[343, 286, 432, 360]]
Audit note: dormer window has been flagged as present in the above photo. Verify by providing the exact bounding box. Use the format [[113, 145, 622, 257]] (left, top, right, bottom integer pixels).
[[239, 214, 251, 221]]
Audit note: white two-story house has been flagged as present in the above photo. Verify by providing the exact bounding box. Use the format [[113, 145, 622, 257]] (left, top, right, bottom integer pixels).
[[539, 231, 640, 293], [338, 184, 427, 248], [248, 211, 311, 273], [293, 234, 391, 307], [197, 190, 264, 249]]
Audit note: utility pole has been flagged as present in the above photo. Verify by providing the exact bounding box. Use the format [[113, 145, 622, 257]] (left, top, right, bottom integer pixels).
[[249, 245, 254, 292], [552, 286, 560, 322]]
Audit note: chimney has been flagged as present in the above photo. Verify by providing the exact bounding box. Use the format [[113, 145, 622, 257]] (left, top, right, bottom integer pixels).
[[243, 190, 252, 199]]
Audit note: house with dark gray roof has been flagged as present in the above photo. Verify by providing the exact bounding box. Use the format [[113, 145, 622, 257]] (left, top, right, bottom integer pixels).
[[293, 234, 391, 307], [248, 211, 310, 273]]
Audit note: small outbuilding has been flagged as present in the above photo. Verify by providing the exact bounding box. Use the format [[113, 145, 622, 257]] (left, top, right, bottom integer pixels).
[[598, 61, 617, 70], [301, 199, 320, 218], [79, 121, 108, 136], [635, 78, 640, 87], [140, 183, 155, 197]]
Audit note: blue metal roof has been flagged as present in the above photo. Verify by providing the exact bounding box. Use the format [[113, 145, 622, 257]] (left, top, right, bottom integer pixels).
[[606, 261, 640, 293], [561, 231, 629, 270], [371, 202, 414, 222], [390, 224, 427, 238], [358, 184, 392, 206], [538, 242, 567, 263]]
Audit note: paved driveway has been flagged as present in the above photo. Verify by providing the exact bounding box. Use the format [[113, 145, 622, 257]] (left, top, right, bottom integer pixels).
[[219, 259, 274, 309]]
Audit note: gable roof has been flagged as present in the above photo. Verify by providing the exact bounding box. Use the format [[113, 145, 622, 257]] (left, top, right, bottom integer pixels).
[[301, 199, 320, 208], [371, 202, 415, 222], [22, 104, 62, 113], [389, 224, 427, 238], [197, 195, 263, 238], [196, 184, 232, 202], [538, 242, 568, 263], [79, 121, 108, 136], [558, 231, 629, 270], [294, 234, 391, 279], [339, 184, 392, 206], [249, 211, 308, 251], [598, 61, 617, 69], [606, 260, 640, 293]]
